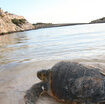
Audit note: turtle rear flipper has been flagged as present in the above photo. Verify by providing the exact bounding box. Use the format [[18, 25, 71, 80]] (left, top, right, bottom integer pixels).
[[24, 82, 48, 104]]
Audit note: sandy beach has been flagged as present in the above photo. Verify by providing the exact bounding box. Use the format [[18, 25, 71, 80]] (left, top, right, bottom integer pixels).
[[0, 60, 61, 104], [0, 59, 105, 104]]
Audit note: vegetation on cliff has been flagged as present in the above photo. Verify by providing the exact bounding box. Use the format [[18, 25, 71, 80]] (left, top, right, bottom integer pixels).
[[11, 18, 26, 26], [33, 23, 54, 29]]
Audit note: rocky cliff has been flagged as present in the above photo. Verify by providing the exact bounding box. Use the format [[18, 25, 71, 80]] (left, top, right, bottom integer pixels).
[[0, 9, 34, 35]]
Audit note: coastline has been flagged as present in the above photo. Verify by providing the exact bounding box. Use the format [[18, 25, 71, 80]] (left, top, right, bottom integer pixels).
[[0, 23, 88, 36], [1, 22, 105, 36], [0, 28, 35, 36], [1, 22, 104, 36], [33, 23, 88, 29]]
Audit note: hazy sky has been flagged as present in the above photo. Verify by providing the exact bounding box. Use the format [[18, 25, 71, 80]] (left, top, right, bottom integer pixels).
[[0, 0, 105, 23]]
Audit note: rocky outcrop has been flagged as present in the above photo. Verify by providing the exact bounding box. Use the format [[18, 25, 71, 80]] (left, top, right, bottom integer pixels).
[[0, 9, 34, 35], [90, 17, 105, 23]]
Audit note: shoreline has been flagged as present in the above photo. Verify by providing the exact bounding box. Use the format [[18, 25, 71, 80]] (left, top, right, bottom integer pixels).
[[0, 60, 60, 104], [0, 23, 85, 35], [0, 59, 105, 104], [0, 28, 35, 36], [0, 23, 89, 36], [0, 22, 105, 36]]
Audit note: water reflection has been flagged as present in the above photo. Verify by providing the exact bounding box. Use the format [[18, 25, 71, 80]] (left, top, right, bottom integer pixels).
[[0, 32, 28, 46], [0, 32, 29, 67]]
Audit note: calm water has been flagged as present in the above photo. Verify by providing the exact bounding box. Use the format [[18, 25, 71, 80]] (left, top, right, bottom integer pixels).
[[1, 23, 105, 70]]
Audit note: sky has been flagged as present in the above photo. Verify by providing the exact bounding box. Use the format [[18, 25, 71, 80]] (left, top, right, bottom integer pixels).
[[0, 0, 105, 23]]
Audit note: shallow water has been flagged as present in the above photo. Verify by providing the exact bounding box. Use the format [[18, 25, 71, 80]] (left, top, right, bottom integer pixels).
[[1, 23, 105, 104], [1, 23, 105, 70]]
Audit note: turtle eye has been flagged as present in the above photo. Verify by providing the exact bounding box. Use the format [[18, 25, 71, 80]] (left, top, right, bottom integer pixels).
[[37, 70, 49, 81]]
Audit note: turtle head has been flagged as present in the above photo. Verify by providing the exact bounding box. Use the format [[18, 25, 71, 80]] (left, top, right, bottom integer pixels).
[[37, 69, 50, 82]]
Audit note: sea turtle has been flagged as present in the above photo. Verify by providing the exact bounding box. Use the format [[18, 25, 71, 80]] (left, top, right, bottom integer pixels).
[[24, 61, 105, 104]]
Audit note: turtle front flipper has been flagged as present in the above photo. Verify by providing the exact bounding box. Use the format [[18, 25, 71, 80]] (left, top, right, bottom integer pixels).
[[24, 82, 48, 104]]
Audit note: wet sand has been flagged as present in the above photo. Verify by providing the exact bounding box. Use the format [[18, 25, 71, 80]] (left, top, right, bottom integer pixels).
[[0, 60, 61, 104], [0, 59, 105, 104]]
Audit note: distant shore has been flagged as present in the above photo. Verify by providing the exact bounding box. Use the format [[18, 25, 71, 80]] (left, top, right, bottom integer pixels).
[[1, 8, 105, 35], [33, 20, 105, 30], [1, 22, 105, 36], [33, 22, 88, 29], [0, 22, 89, 35]]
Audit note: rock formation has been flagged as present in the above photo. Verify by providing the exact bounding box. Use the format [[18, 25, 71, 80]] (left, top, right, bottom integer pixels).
[[0, 9, 34, 35], [90, 17, 105, 23]]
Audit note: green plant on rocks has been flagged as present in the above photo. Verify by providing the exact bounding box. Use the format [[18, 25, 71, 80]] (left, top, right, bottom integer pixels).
[[11, 18, 26, 26]]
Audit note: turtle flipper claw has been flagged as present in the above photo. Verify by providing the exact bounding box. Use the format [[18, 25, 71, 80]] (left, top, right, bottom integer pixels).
[[24, 82, 48, 104]]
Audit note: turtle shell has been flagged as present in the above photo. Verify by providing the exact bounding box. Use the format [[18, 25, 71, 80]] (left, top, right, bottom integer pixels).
[[49, 61, 105, 103]]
